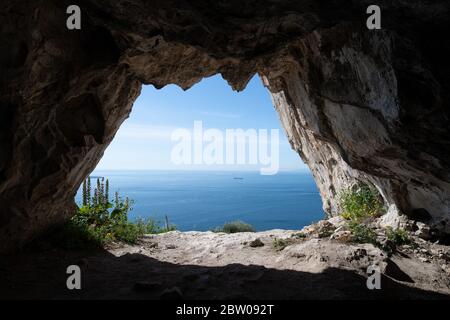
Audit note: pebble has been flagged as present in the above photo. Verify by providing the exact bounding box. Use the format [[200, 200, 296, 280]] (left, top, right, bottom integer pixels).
[[249, 238, 265, 248]]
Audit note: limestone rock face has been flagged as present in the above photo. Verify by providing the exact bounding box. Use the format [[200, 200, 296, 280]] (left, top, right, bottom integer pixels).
[[1, 1, 449, 252], [261, 25, 450, 232]]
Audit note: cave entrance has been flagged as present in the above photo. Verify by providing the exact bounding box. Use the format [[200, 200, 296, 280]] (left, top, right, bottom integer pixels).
[[76, 74, 324, 232]]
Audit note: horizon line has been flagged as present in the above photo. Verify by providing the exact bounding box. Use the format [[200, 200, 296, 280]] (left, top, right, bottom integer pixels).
[[92, 168, 311, 173]]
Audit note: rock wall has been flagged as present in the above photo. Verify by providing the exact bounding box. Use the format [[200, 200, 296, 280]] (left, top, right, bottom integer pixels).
[[1, 0, 449, 252], [261, 24, 450, 232]]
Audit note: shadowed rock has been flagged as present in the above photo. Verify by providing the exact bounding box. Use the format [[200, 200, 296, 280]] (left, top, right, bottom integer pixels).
[[1, 1, 450, 252]]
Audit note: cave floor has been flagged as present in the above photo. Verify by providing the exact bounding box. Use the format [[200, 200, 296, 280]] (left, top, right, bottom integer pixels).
[[1, 229, 449, 300]]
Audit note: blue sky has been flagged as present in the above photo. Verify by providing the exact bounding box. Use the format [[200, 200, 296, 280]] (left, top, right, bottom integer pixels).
[[96, 74, 307, 172]]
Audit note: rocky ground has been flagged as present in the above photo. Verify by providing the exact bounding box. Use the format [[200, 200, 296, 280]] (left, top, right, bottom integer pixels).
[[1, 218, 449, 300]]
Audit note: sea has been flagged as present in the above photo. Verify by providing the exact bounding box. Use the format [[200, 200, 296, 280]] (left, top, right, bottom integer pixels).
[[75, 170, 324, 231]]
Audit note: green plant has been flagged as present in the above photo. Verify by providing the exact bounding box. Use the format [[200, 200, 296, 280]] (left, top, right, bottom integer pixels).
[[347, 223, 415, 256], [381, 227, 414, 255], [339, 184, 385, 221], [291, 232, 307, 239], [348, 221, 378, 245], [51, 177, 176, 249], [385, 227, 411, 245], [272, 238, 294, 251], [212, 220, 255, 233], [47, 220, 104, 249]]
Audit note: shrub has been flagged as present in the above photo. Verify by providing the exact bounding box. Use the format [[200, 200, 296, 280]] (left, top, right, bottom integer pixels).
[[385, 227, 411, 246], [347, 223, 415, 256], [212, 220, 255, 233], [339, 184, 385, 221], [50, 177, 175, 249], [382, 227, 414, 255], [48, 220, 104, 249], [291, 232, 307, 239], [348, 221, 378, 246]]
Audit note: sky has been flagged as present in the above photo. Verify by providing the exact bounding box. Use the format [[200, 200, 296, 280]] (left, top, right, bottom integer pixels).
[[96, 74, 308, 172]]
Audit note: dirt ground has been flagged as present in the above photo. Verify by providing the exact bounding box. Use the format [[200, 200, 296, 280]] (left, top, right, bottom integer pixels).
[[1, 229, 449, 300]]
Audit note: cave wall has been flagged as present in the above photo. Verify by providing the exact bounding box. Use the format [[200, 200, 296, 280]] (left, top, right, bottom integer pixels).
[[0, 0, 142, 252], [261, 26, 450, 232], [1, 0, 449, 252]]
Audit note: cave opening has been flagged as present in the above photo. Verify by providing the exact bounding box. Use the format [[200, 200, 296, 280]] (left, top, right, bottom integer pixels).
[[76, 74, 324, 233], [2, 0, 450, 300]]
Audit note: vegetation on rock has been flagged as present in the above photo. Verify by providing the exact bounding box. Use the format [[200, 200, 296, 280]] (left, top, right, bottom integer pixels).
[[50, 177, 175, 249], [348, 221, 378, 246], [272, 238, 293, 251], [337, 183, 414, 255], [382, 226, 415, 255], [291, 232, 307, 239], [212, 220, 255, 233], [339, 184, 385, 221]]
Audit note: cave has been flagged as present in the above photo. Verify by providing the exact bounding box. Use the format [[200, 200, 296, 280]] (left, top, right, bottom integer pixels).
[[1, 0, 450, 259], [2, 0, 450, 302]]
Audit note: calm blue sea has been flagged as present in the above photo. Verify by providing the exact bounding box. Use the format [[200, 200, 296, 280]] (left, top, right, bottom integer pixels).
[[75, 170, 324, 231]]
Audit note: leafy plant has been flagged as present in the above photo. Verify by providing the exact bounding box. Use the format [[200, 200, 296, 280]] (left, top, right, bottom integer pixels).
[[381, 227, 414, 255], [50, 177, 175, 249], [347, 222, 414, 256], [339, 184, 385, 221], [385, 227, 411, 246], [348, 221, 378, 246], [212, 220, 255, 233]]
